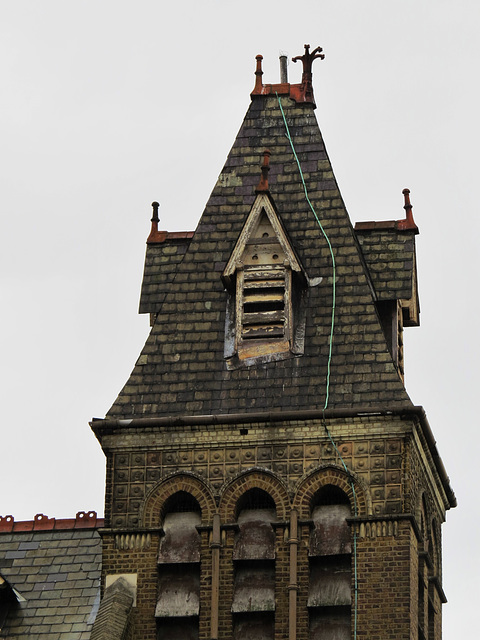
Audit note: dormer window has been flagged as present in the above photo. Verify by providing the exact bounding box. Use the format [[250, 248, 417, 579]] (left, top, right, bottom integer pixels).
[[223, 191, 306, 368]]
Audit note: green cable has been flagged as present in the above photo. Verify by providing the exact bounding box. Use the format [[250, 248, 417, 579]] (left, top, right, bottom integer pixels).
[[276, 95, 336, 411], [277, 94, 358, 640]]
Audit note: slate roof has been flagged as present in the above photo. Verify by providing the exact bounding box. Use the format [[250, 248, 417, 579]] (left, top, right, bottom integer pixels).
[[355, 217, 420, 328], [106, 56, 416, 420], [0, 513, 103, 639], [355, 226, 416, 302], [139, 231, 193, 315]]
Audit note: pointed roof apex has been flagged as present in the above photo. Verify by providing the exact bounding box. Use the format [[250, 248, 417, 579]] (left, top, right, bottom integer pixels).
[[251, 45, 325, 107], [255, 149, 271, 192]]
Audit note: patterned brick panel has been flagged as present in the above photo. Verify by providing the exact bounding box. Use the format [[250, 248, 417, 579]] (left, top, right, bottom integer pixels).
[[108, 426, 405, 527]]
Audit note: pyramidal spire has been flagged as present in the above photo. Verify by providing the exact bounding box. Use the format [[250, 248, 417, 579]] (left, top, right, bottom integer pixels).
[[106, 48, 416, 419]]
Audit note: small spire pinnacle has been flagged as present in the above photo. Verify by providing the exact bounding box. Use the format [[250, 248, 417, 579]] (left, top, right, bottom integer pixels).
[[151, 201, 160, 226], [147, 201, 163, 243], [397, 188, 419, 231], [256, 149, 271, 192], [253, 54, 264, 94]]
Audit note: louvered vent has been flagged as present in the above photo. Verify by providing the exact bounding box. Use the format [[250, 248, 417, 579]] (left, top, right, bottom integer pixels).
[[241, 267, 289, 341]]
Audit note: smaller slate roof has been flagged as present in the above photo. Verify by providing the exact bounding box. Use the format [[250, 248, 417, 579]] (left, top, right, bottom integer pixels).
[[0, 512, 103, 639], [139, 231, 193, 315], [355, 219, 419, 326]]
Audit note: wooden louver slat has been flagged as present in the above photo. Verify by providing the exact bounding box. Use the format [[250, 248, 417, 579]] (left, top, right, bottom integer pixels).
[[241, 268, 287, 342]]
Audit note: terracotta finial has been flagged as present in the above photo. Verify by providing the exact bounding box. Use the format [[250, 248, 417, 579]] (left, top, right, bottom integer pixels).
[[147, 201, 167, 243], [397, 188, 419, 232], [253, 54, 264, 94], [151, 201, 159, 225], [150, 201, 160, 233], [256, 149, 271, 192], [292, 44, 324, 82], [291, 44, 324, 104]]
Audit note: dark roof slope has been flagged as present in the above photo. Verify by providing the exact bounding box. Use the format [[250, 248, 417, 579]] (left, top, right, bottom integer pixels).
[[139, 231, 193, 315], [0, 513, 102, 639], [107, 81, 413, 420], [356, 226, 416, 302]]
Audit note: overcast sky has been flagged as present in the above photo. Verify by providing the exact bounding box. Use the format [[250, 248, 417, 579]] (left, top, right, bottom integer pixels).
[[1, 1, 478, 636]]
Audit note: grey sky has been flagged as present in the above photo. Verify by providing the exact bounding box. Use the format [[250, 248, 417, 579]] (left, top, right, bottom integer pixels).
[[1, 2, 478, 636]]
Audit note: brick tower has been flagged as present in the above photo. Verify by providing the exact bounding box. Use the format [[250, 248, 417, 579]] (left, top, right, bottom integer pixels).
[[90, 47, 455, 640]]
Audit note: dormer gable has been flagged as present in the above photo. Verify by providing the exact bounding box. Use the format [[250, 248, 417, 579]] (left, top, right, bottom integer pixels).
[[223, 186, 307, 368], [223, 192, 303, 282]]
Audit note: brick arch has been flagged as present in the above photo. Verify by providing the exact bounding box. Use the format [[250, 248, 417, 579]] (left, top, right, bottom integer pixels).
[[293, 465, 370, 518], [219, 469, 290, 522], [141, 472, 216, 528]]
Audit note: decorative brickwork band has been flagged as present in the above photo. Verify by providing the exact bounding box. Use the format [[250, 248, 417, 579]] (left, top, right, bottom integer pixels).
[[349, 515, 423, 538], [356, 519, 399, 538], [115, 533, 152, 551]]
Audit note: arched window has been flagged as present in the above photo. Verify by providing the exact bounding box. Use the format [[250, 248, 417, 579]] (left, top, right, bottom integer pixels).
[[156, 492, 201, 640], [232, 489, 277, 640], [308, 486, 352, 640]]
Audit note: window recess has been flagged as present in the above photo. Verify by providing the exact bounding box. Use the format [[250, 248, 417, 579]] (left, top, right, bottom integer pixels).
[[156, 493, 201, 640], [308, 487, 352, 640], [232, 490, 277, 640]]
